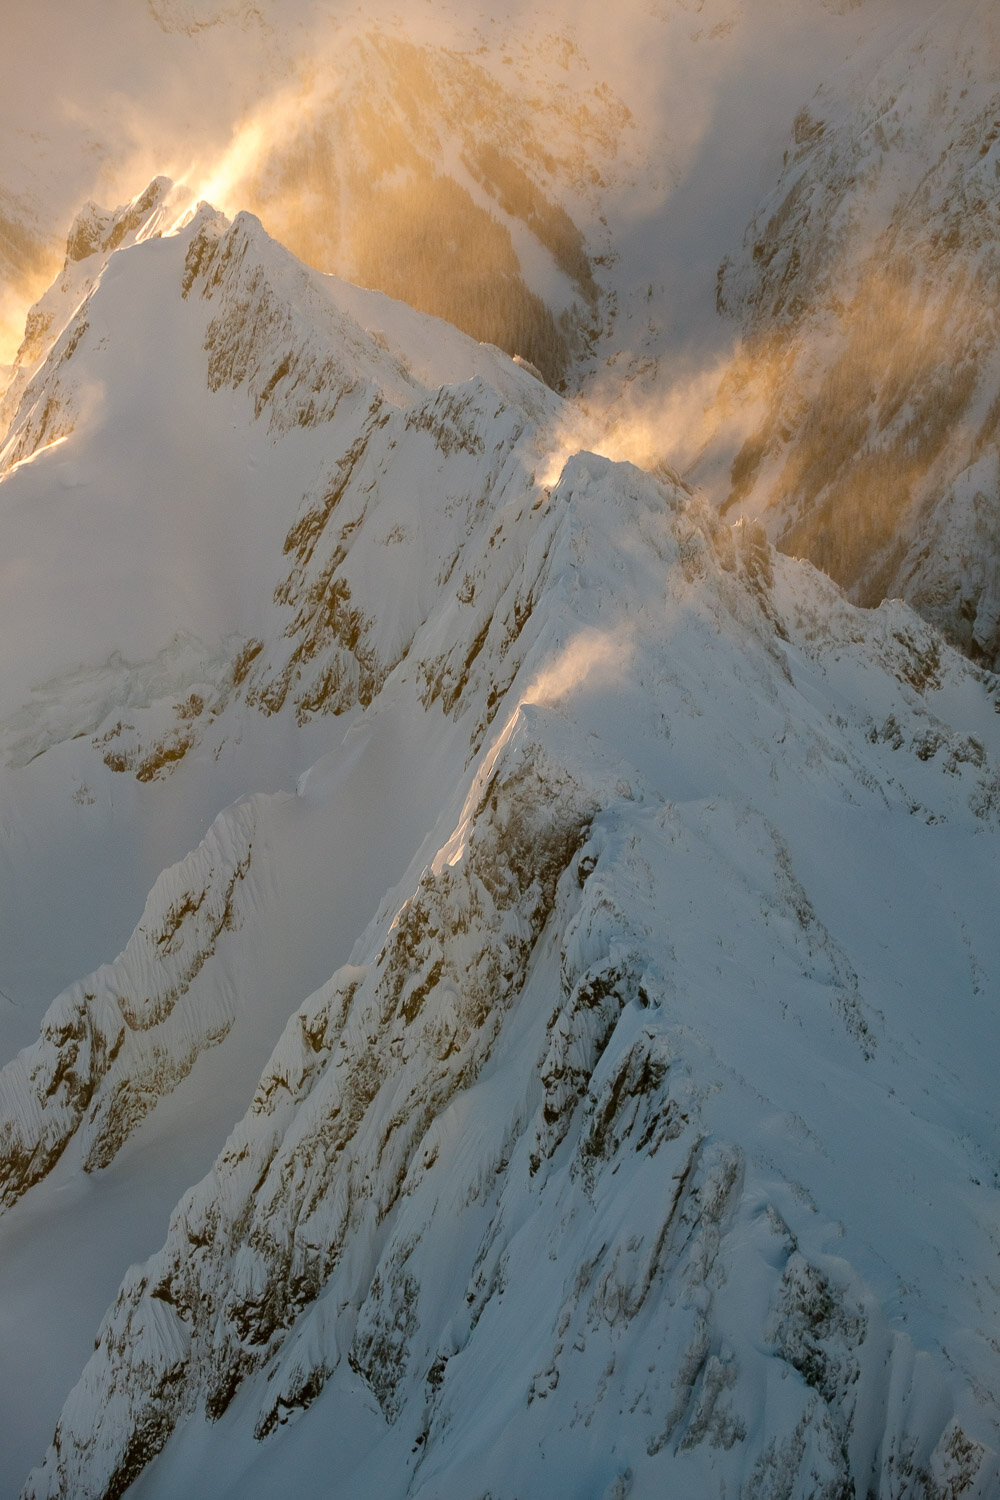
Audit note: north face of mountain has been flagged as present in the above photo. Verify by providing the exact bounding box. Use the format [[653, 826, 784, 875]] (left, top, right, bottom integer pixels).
[[0, 179, 569, 1048]]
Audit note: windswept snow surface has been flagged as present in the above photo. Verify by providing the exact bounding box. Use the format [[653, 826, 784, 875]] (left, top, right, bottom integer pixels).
[[0, 192, 998, 1497]]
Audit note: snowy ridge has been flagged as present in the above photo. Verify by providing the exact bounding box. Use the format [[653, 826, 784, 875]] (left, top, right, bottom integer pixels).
[[0, 199, 565, 1215], [0, 180, 574, 1049], [0, 178, 183, 466], [16, 437, 1000, 1496], [133, 198, 564, 745], [0, 797, 257, 1203], [0, 198, 563, 1205], [179, 206, 418, 433]]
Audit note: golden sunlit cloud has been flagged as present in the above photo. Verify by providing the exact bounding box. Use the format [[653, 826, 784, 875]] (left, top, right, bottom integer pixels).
[[177, 65, 331, 218], [583, 349, 750, 476]]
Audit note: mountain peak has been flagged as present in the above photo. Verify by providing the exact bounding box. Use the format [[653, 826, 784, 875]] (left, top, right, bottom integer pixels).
[[63, 177, 179, 268]]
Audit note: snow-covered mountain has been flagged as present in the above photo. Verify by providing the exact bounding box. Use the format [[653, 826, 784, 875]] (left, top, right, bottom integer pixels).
[[0, 180, 998, 1498], [10, 0, 1000, 674], [0, 0, 644, 388]]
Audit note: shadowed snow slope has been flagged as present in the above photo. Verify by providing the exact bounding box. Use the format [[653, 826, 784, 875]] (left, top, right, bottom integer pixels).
[[0, 192, 999, 1499]]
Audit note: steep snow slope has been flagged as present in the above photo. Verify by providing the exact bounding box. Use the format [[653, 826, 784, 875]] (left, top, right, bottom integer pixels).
[[0, 197, 998, 1496], [0, 179, 566, 1035], [0, 180, 567, 1486]]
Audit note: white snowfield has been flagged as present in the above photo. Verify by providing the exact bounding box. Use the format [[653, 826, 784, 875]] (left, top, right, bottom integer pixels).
[[0, 185, 998, 1499]]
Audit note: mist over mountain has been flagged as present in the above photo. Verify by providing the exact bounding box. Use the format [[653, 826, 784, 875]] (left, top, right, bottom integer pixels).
[[706, 0, 1000, 668], [1, 4, 999, 1498]]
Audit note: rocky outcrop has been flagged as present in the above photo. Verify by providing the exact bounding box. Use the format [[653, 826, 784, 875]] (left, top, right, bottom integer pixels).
[[0, 799, 256, 1204]]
